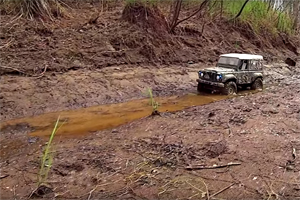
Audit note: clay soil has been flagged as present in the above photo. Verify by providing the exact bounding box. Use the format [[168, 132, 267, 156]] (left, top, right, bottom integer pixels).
[[1, 2, 300, 200]]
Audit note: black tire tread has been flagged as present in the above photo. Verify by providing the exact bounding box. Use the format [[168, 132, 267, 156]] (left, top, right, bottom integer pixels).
[[223, 81, 237, 95], [251, 78, 263, 90]]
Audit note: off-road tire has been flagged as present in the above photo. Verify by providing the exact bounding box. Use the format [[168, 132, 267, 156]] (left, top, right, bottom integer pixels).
[[251, 78, 263, 90], [197, 83, 210, 94], [197, 83, 203, 93], [223, 81, 237, 95]]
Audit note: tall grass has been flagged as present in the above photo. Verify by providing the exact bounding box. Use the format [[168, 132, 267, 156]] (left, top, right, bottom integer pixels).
[[211, 0, 294, 34], [38, 116, 61, 186]]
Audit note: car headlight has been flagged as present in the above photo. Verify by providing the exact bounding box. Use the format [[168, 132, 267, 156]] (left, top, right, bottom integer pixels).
[[199, 72, 204, 77], [216, 74, 222, 81]]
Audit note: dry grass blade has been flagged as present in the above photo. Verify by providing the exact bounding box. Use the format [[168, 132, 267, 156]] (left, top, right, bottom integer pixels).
[[210, 183, 236, 198]]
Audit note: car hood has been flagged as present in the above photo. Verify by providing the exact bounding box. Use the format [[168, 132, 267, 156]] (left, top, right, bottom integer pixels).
[[204, 67, 235, 73]]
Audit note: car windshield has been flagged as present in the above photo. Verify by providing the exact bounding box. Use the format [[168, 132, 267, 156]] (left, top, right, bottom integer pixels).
[[217, 57, 239, 68]]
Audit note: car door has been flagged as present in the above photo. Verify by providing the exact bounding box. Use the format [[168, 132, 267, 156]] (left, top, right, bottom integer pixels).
[[238, 60, 251, 84], [248, 60, 259, 83]]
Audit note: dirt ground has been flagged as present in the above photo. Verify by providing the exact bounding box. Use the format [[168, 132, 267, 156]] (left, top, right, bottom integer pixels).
[[1, 62, 300, 200], [1, 2, 300, 200]]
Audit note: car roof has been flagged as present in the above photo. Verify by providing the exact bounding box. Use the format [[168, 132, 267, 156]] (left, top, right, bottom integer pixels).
[[220, 53, 263, 60]]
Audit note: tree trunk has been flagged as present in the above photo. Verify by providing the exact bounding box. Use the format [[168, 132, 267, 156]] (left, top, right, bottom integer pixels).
[[220, 0, 223, 18], [233, 0, 250, 19], [293, 0, 299, 30], [168, 0, 183, 33], [168, 0, 210, 33]]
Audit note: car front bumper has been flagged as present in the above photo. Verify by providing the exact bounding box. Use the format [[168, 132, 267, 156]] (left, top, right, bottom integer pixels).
[[197, 79, 224, 88]]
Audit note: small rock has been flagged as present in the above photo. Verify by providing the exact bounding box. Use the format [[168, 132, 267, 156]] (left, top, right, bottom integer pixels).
[[28, 137, 38, 144], [112, 129, 118, 133]]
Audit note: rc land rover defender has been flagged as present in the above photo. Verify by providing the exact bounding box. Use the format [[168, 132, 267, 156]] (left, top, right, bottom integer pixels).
[[197, 53, 264, 95]]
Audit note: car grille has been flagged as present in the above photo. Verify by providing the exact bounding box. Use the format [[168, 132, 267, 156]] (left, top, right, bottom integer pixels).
[[203, 71, 217, 81]]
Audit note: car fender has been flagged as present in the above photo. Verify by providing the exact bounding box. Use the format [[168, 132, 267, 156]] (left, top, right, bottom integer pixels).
[[251, 72, 263, 82], [223, 74, 237, 82]]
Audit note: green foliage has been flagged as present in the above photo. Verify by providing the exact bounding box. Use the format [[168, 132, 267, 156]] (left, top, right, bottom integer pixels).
[[38, 116, 62, 186], [210, 0, 294, 34]]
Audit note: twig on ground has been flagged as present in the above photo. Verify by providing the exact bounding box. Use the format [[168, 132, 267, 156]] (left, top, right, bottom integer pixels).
[[54, 190, 69, 198], [87, 182, 111, 200], [0, 65, 47, 78], [186, 181, 206, 198], [199, 178, 210, 200], [265, 181, 280, 200], [0, 38, 14, 49], [0, 175, 9, 179], [191, 171, 234, 183], [186, 162, 241, 170], [210, 183, 236, 198]]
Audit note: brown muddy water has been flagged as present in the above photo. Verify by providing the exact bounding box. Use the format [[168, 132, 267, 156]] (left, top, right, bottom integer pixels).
[[0, 92, 255, 137]]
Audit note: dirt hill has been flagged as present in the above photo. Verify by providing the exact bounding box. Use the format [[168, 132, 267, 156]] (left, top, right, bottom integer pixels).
[[0, 2, 299, 76]]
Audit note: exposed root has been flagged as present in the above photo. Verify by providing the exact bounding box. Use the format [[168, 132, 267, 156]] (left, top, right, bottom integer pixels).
[[0, 0, 67, 20]]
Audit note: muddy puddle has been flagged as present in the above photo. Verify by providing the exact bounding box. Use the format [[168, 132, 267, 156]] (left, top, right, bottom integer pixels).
[[0, 92, 256, 137]]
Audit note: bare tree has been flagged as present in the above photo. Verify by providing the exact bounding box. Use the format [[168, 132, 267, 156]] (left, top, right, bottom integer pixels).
[[168, 0, 210, 33], [233, 0, 250, 20], [293, 0, 299, 30], [169, 0, 183, 33]]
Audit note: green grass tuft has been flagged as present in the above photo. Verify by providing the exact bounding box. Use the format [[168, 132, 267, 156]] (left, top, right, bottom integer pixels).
[[145, 88, 159, 114], [38, 116, 62, 186]]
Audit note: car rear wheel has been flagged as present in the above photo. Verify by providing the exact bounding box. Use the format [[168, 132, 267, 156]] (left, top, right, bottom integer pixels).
[[251, 78, 263, 90], [223, 81, 237, 95]]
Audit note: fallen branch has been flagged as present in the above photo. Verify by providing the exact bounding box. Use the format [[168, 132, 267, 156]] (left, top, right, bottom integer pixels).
[[185, 162, 241, 170], [210, 183, 236, 198]]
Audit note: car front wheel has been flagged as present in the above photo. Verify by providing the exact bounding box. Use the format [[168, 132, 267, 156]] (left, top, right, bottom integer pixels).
[[223, 81, 237, 95], [197, 83, 211, 94], [197, 83, 203, 93], [251, 78, 263, 90]]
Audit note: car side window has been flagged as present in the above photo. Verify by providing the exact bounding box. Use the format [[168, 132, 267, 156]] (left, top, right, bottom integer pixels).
[[251, 60, 257, 70], [257, 61, 263, 70], [240, 60, 248, 70], [250, 60, 263, 70]]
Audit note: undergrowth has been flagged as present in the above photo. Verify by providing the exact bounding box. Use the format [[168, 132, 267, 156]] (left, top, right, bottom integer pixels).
[[218, 0, 294, 35], [123, 0, 296, 35]]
